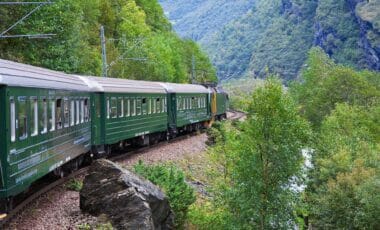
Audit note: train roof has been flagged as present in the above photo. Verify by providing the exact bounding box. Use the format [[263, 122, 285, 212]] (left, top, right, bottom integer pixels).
[[81, 76, 167, 94], [0, 59, 91, 91], [159, 82, 209, 94]]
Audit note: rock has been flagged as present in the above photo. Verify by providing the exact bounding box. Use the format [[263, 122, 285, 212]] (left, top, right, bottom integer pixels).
[[80, 159, 174, 230]]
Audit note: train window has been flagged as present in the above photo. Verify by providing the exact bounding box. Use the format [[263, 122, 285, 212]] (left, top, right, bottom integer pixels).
[[106, 98, 110, 119], [118, 98, 124, 118], [198, 97, 201, 108], [148, 98, 152, 114], [56, 99, 63, 130], [132, 99, 136, 116], [156, 98, 161, 113], [152, 98, 156, 113], [136, 98, 142, 116], [70, 100, 75, 126], [162, 98, 165, 112], [50, 100, 56, 131], [18, 97, 28, 140], [40, 98, 48, 134], [63, 99, 69, 128], [81, 99, 85, 123], [124, 98, 130, 117], [142, 98, 147, 115], [75, 100, 80, 124], [31, 98, 38, 136], [10, 97, 16, 142], [84, 98, 89, 122], [110, 97, 117, 118]]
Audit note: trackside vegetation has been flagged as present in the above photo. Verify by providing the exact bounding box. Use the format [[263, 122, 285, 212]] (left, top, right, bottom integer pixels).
[[133, 161, 196, 229], [0, 0, 216, 83], [187, 47, 379, 229]]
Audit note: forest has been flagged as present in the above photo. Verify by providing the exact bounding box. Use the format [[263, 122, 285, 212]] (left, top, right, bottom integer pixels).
[[186, 48, 380, 229], [0, 0, 217, 83], [161, 0, 380, 81]]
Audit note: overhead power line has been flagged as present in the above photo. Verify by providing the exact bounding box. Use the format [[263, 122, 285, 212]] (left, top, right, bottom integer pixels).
[[0, 1, 55, 39]]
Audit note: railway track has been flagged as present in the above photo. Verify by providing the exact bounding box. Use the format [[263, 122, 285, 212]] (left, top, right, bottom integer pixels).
[[227, 110, 246, 121], [0, 133, 194, 228], [0, 112, 243, 228]]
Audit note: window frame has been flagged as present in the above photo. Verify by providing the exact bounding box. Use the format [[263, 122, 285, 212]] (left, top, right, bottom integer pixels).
[[10, 97, 16, 142], [40, 98, 48, 134], [118, 97, 124, 118], [70, 100, 75, 126], [17, 96, 28, 140], [50, 99, 56, 132], [30, 97, 38, 136], [63, 98, 70, 128]]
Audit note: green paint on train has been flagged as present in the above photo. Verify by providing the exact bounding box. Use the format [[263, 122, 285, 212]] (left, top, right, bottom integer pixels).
[[0, 59, 228, 214]]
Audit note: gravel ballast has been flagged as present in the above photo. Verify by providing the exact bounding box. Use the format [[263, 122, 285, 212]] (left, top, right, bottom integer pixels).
[[7, 133, 208, 230]]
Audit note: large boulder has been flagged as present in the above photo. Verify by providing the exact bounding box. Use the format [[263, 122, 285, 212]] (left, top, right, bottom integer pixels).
[[80, 159, 174, 230]]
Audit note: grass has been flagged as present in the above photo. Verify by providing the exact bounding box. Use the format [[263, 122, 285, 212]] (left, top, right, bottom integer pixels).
[[65, 178, 83, 192]]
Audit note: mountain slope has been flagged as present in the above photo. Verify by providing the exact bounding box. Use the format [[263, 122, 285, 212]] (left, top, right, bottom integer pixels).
[[160, 0, 380, 81], [158, 0, 255, 45]]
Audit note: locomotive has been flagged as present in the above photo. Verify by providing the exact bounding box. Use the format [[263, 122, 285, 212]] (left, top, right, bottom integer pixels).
[[0, 59, 228, 214]]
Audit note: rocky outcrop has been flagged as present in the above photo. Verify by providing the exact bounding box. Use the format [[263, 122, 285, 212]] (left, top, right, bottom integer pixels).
[[80, 159, 174, 230]]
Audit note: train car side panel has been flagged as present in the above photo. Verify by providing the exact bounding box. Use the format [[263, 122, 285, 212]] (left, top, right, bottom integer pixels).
[[103, 93, 168, 146], [175, 93, 210, 128], [0, 87, 91, 198]]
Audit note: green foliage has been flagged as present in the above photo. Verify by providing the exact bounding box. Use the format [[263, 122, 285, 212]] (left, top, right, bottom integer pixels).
[[188, 202, 235, 230], [291, 47, 380, 128], [227, 78, 310, 229], [66, 179, 83, 192], [133, 161, 196, 229], [308, 104, 380, 229], [222, 77, 264, 111], [198, 78, 311, 229], [77, 222, 113, 230], [162, 0, 380, 81], [77, 223, 91, 230], [0, 0, 216, 83], [291, 47, 380, 229]]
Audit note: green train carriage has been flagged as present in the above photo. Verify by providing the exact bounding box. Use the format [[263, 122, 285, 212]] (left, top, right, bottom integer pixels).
[[215, 87, 229, 120], [160, 83, 211, 136], [0, 59, 92, 212], [84, 77, 169, 155]]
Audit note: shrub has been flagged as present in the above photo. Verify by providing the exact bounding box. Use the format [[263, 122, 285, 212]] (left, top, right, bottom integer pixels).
[[66, 178, 83, 192], [133, 161, 196, 229]]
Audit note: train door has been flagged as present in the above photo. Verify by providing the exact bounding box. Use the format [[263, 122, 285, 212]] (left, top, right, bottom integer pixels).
[[0, 85, 6, 194], [167, 93, 177, 136], [91, 93, 103, 146]]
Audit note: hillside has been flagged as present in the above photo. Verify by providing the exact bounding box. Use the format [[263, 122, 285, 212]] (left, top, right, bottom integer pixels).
[[158, 0, 255, 46], [0, 0, 216, 83], [160, 0, 380, 81]]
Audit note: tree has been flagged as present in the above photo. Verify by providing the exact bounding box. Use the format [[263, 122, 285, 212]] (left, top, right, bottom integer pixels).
[[223, 78, 311, 229], [0, 0, 217, 84], [307, 104, 380, 229], [291, 47, 380, 128]]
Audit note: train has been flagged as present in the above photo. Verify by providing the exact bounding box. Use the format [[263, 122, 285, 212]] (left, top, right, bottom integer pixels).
[[0, 59, 228, 214]]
